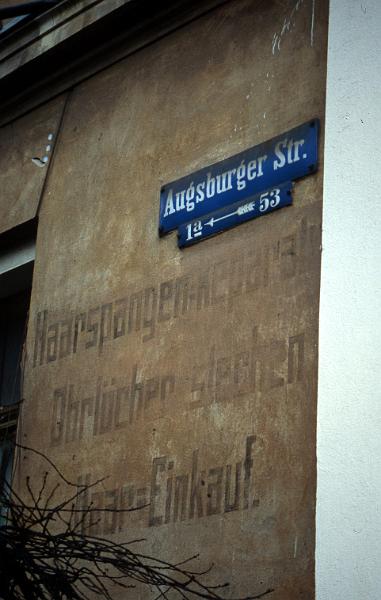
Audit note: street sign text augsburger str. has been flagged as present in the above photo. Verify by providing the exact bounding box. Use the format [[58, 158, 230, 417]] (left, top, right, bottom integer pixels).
[[159, 119, 319, 236]]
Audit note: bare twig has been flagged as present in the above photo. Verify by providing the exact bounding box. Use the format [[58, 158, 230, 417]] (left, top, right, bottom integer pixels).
[[0, 445, 273, 600]]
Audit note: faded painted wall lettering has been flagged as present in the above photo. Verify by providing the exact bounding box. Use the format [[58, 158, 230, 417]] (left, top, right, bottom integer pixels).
[[50, 370, 175, 447], [33, 218, 319, 368], [190, 329, 305, 408], [148, 435, 257, 526], [49, 331, 305, 447], [74, 435, 258, 535]]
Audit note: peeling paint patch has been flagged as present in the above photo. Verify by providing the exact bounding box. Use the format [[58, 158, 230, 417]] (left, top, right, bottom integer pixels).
[[31, 131, 55, 168], [31, 157, 46, 168]]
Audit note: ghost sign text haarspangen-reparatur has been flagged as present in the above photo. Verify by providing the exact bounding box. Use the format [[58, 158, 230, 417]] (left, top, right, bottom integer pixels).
[[158, 119, 319, 242]]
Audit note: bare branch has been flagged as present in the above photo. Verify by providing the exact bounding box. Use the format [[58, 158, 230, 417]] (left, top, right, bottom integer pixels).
[[0, 446, 274, 600]]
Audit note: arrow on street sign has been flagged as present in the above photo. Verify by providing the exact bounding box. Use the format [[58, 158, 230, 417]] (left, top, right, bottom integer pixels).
[[177, 181, 292, 248]]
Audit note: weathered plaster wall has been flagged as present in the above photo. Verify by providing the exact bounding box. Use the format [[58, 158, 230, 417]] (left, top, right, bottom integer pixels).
[[16, 1, 328, 598], [0, 95, 67, 234], [316, 1, 381, 599]]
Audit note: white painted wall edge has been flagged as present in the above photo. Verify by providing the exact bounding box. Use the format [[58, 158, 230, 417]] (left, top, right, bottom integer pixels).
[[316, 1, 381, 599]]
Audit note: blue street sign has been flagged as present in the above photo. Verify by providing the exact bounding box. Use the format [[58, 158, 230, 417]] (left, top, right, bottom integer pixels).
[[178, 181, 292, 248], [159, 119, 318, 235]]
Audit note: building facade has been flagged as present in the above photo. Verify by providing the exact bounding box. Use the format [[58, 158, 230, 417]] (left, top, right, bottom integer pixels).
[[0, 1, 379, 599]]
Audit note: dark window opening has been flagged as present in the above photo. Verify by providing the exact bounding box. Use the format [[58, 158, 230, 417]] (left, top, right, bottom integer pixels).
[[0, 230, 34, 523], [0, 290, 30, 407]]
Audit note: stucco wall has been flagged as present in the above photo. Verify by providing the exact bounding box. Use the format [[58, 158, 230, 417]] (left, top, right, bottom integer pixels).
[[0, 96, 67, 234], [8, 1, 328, 598], [316, 1, 381, 599]]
